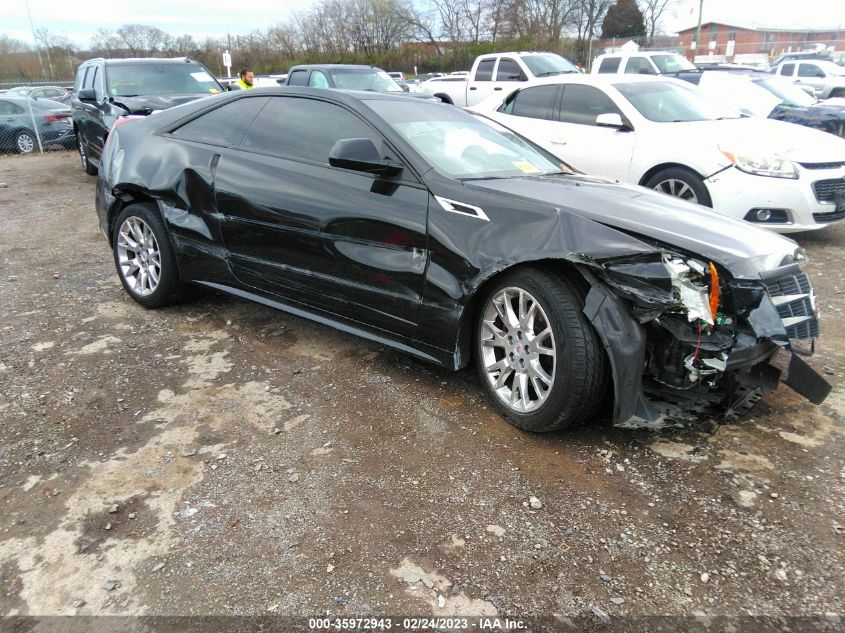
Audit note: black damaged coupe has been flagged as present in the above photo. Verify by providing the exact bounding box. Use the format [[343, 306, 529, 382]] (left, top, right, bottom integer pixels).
[[95, 88, 830, 431]]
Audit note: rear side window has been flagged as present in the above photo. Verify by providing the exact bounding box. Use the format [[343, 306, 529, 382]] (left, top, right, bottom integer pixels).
[[511, 85, 560, 120], [780, 63, 795, 76], [559, 84, 621, 125], [309, 71, 330, 88], [598, 57, 621, 73], [624, 57, 655, 75], [287, 70, 308, 86], [0, 100, 24, 115], [171, 97, 270, 147], [240, 97, 381, 164], [496, 59, 524, 81], [475, 59, 495, 81]]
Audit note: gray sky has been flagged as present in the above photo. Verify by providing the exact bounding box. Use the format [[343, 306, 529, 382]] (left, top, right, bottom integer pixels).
[[4, 0, 843, 48]]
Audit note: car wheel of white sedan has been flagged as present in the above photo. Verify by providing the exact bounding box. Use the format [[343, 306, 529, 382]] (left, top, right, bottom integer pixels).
[[645, 167, 712, 207]]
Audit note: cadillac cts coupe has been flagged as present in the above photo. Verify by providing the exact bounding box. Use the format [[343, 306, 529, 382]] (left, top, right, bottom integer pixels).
[[95, 88, 830, 431]]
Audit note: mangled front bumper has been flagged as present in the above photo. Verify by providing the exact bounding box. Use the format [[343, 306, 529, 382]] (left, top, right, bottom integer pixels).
[[580, 257, 831, 429]]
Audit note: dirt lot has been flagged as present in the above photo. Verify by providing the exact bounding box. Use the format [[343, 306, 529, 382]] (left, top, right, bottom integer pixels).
[[0, 152, 843, 625]]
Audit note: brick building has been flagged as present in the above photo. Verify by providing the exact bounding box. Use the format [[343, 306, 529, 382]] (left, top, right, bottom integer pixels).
[[676, 21, 845, 60]]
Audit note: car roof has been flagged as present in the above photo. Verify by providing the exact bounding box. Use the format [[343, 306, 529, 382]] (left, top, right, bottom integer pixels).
[[523, 74, 679, 87], [289, 64, 382, 70], [81, 57, 202, 66], [597, 51, 682, 58]]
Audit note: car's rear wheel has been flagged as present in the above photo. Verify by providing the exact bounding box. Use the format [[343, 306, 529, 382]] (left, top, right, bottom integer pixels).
[[112, 204, 183, 308], [474, 268, 608, 432], [15, 130, 36, 154], [77, 133, 97, 175], [645, 167, 712, 207]]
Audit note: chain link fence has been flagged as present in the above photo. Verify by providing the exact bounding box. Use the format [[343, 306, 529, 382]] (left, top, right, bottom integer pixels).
[[0, 77, 76, 156]]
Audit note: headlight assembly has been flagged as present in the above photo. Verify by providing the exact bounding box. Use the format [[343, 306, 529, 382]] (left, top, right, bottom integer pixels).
[[721, 149, 798, 179]]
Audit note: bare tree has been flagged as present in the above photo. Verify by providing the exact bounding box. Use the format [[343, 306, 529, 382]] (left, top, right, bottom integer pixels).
[[639, 0, 673, 46], [573, 0, 613, 65], [116, 24, 172, 56]]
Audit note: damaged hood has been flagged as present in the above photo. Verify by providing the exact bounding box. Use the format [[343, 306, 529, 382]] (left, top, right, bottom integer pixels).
[[111, 93, 212, 115], [466, 175, 801, 278]]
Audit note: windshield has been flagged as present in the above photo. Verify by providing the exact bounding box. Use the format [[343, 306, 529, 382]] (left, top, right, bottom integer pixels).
[[651, 54, 696, 73], [330, 69, 403, 92], [614, 80, 741, 122], [754, 77, 816, 107], [522, 54, 579, 77], [106, 64, 222, 97], [367, 99, 566, 179]]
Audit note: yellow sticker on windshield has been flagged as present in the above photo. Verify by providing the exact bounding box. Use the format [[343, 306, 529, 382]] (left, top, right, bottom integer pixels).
[[513, 161, 541, 174], [210, 88, 219, 94]]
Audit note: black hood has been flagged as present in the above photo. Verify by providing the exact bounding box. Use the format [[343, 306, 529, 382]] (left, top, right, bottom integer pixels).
[[466, 174, 801, 279], [112, 93, 210, 115]]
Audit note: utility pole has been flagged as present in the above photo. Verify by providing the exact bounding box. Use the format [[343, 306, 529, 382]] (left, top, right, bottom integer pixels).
[[24, 0, 45, 77], [695, 0, 704, 59]]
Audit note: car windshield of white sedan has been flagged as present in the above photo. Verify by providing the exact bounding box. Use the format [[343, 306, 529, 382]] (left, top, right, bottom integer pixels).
[[107, 64, 222, 96], [650, 54, 696, 73], [330, 70, 404, 92], [368, 100, 564, 179], [614, 81, 741, 122]]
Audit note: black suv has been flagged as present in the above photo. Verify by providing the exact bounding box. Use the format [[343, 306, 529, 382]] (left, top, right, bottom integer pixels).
[[71, 57, 223, 174]]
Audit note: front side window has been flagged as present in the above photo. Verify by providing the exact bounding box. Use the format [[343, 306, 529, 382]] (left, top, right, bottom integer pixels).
[[367, 99, 565, 180], [496, 59, 524, 81], [240, 97, 381, 164], [614, 80, 739, 122], [510, 85, 560, 121], [288, 70, 308, 86], [475, 59, 495, 81], [798, 63, 824, 78], [559, 84, 621, 125], [0, 100, 24, 115], [598, 57, 621, 73], [105, 63, 222, 97], [624, 57, 655, 75], [171, 97, 269, 147], [309, 71, 330, 88], [780, 63, 795, 76]]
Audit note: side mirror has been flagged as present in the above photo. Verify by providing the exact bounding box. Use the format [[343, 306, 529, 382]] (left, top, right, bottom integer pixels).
[[816, 71, 826, 78], [596, 112, 629, 130], [77, 88, 97, 103], [329, 138, 402, 177]]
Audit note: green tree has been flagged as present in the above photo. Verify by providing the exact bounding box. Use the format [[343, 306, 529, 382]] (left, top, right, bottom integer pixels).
[[601, 0, 645, 38]]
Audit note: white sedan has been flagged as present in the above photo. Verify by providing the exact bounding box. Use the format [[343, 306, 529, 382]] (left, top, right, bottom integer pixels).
[[471, 75, 845, 232]]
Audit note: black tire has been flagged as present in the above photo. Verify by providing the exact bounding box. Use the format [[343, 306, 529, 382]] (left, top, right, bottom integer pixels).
[[830, 88, 845, 99], [644, 167, 712, 207], [76, 133, 97, 175], [14, 130, 37, 154], [474, 268, 608, 432], [433, 93, 453, 104], [111, 204, 183, 308]]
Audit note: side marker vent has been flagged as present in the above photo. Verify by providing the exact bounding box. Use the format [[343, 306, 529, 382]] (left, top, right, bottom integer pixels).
[[435, 196, 490, 222]]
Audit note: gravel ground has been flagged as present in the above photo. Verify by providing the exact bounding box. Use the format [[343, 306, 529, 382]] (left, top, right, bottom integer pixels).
[[0, 152, 843, 626]]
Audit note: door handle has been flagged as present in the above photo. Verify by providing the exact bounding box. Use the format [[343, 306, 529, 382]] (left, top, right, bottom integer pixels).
[[494, 87, 502, 91], [551, 138, 567, 145], [469, 86, 477, 90]]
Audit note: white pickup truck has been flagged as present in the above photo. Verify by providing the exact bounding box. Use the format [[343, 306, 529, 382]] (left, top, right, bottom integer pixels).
[[418, 52, 579, 107]]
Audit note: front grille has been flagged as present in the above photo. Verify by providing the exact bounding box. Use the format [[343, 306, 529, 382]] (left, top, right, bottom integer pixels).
[[812, 178, 845, 203], [813, 210, 845, 223], [762, 272, 820, 341], [799, 161, 845, 170]]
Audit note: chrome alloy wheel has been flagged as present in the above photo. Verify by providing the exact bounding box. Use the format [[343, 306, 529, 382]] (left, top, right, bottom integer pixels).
[[116, 216, 161, 297], [653, 178, 698, 203], [16, 132, 35, 154], [480, 287, 556, 413]]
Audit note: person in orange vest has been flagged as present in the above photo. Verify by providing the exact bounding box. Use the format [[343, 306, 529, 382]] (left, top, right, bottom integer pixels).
[[236, 68, 254, 90]]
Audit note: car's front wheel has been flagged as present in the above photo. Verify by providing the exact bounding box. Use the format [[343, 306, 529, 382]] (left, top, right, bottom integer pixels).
[[112, 204, 183, 308], [644, 167, 712, 207], [76, 133, 97, 175], [474, 268, 608, 432], [15, 130, 37, 154]]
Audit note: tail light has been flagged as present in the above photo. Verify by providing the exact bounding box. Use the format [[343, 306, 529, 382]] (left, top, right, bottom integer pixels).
[[44, 114, 71, 122]]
